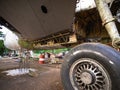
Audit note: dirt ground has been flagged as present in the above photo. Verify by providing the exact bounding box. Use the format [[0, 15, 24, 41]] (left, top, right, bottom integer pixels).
[[0, 58, 64, 90]]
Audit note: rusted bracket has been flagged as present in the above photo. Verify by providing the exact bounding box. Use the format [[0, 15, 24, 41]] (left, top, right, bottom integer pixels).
[[94, 0, 120, 48]]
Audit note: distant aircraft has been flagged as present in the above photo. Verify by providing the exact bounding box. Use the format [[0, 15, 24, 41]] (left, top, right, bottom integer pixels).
[[0, 26, 20, 50], [4, 31, 20, 50]]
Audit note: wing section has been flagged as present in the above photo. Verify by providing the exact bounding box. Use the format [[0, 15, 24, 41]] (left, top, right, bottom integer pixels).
[[0, 0, 76, 40]]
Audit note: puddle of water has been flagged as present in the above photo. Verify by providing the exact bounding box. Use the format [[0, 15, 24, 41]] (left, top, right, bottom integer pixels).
[[2, 68, 36, 76]]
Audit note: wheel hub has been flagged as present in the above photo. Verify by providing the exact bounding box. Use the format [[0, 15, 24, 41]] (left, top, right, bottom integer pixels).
[[81, 71, 94, 85], [70, 58, 111, 90]]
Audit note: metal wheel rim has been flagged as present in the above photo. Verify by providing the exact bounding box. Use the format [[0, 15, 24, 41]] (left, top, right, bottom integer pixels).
[[69, 58, 111, 90]]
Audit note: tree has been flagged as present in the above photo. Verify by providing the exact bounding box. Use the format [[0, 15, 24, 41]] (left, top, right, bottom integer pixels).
[[0, 31, 4, 38], [18, 39, 34, 50], [0, 40, 5, 55]]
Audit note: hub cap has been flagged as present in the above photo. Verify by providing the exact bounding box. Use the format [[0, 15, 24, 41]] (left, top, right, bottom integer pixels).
[[69, 58, 111, 90], [80, 71, 93, 85]]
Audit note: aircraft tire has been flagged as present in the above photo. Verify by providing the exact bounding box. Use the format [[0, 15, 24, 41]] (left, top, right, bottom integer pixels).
[[61, 43, 120, 90]]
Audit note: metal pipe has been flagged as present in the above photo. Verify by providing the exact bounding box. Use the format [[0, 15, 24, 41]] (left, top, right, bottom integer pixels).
[[94, 0, 120, 48]]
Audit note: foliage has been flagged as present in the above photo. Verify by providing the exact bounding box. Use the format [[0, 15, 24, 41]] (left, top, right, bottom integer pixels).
[[33, 48, 70, 54], [0, 31, 4, 37], [0, 31, 3, 34], [0, 32, 11, 56], [18, 39, 34, 50], [0, 40, 5, 55]]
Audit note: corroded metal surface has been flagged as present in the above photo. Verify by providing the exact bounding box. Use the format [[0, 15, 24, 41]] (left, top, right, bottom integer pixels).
[[95, 0, 120, 48]]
